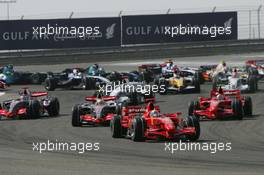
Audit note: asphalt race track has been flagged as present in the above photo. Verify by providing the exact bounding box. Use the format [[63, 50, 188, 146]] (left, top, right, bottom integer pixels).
[[0, 53, 264, 175]]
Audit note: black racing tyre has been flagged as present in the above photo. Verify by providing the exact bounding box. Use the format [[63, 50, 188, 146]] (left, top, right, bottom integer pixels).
[[243, 96, 253, 116], [47, 97, 60, 117], [194, 79, 200, 93], [248, 76, 257, 93], [110, 116, 122, 138], [188, 101, 200, 116], [131, 117, 146, 142], [27, 100, 41, 119], [184, 116, 200, 141], [130, 92, 139, 105], [142, 71, 152, 84], [256, 79, 259, 91], [116, 102, 128, 115], [231, 99, 244, 120], [137, 73, 144, 82], [44, 78, 56, 91], [31, 73, 41, 84], [72, 104, 81, 127], [248, 67, 259, 77], [197, 71, 204, 84], [82, 77, 92, 90]]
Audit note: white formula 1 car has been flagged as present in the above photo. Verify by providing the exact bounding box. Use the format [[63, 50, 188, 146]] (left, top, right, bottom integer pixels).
[[214, 76, 258, 93]]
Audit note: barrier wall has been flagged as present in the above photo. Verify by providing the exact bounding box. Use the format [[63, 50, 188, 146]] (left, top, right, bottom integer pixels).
[[0, 12, 237, 50]]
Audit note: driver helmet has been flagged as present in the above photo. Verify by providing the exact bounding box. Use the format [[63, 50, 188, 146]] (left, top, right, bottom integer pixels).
[[111, 71, 117, 76], [221, 60, 226, 67], [94, 64, 99, 69], [218, 87, 224, 94], [166, 63, 171, 69], [96, 98, 105, 105], [216, 87, 224, 100], [166, 59, 173, 68], [7, 64, 14, 69], [19, 88, 31, 101], [96, 92, 103, 99], [146, 102, 155, 112], [73, 68, 78, 74], [232, 68, 238, 77], [20, 88, 31, 95], [173, 67, 180, 75], [149, 110, 160, 118]]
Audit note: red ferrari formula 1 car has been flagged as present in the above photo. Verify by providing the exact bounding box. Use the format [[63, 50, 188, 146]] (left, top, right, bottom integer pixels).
[[188, 89, 252, 120], [0, 88, 60, 120], [110, 103, 200, 142]]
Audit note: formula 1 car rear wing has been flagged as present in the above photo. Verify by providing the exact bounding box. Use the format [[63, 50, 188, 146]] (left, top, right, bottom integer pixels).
[[85, 96, 116, 102], [122, 105, 160, 115], [31, 92, 48, 97], [222, 90, 241, 98], [138, 64, 161, 69], [211, 89, 241, 98], [121, 105, 157, 117], [246, 59, 264, 67], [145, 97, 156, 103], [138, 64, 162, 74], [123, 106, 146, 115], [199, 64, 217, 70]]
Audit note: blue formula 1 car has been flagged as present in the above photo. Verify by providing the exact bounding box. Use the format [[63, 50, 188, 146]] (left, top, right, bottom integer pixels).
[[0, 64, 47, 85]]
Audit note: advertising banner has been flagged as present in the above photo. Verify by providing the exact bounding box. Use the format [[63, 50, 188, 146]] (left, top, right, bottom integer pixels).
[[122, 12, 238, 45], [0, 17, 121, 50]]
